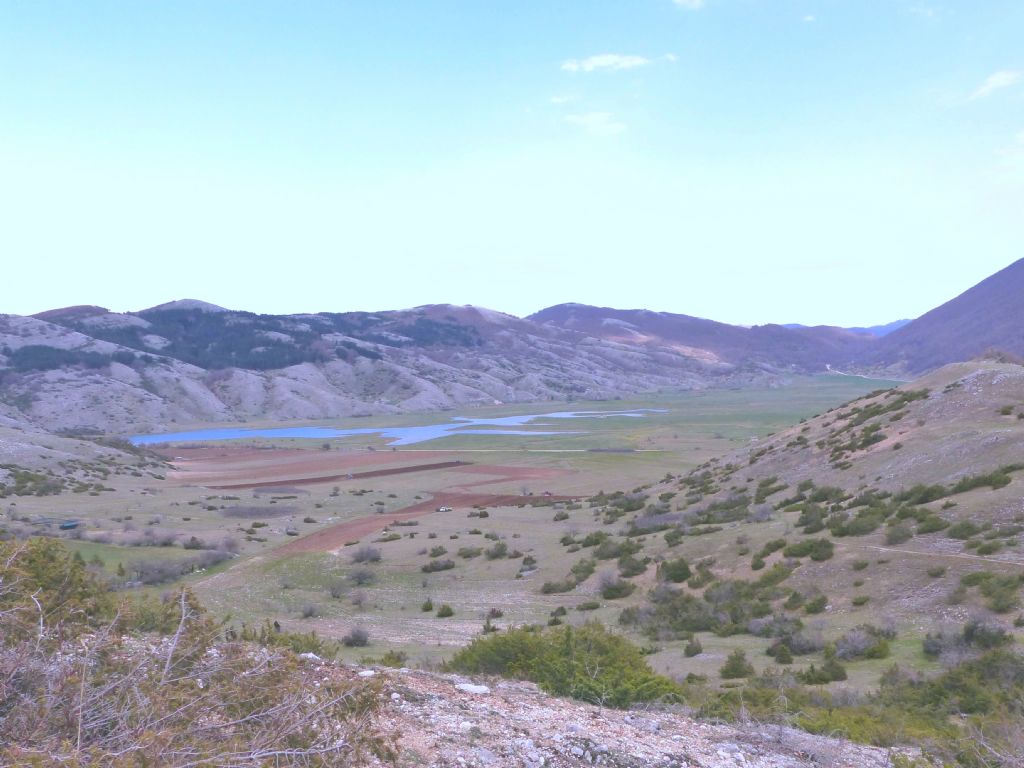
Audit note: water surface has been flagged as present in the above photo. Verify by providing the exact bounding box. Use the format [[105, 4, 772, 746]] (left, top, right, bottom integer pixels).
[[130, 409, 666, 447]]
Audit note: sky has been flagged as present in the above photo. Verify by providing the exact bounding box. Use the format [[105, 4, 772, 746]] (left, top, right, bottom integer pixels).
[[1, 1, 1022, 327]]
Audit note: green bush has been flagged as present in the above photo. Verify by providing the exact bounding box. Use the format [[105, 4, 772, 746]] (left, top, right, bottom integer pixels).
[[658, 557, 692, 583], [798, 657, 847, 684], [783, 538, 834, 562], [600, 578, 636, 600], [617, 555, 647, 578], [804, 595, 828, 614], [684, 637, 703, 657], [885, 523, 913, 546], [947, 521, 982, 540], [421, 558, 455, 573], [447, 623, 680, 708], [774, 643, 793, 665], [720, 649, 755, 679], [916, 516, 949, 534], [436, 604, 454, 618]]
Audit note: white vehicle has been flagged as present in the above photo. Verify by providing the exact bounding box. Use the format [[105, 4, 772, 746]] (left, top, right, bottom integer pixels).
[[436, 505, 453, 512]]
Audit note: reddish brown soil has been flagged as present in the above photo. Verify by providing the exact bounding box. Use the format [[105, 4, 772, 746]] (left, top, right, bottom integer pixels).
[[207, 461, 471, 490], [277, 492, 577, 555], [158, 445, 579, 555]]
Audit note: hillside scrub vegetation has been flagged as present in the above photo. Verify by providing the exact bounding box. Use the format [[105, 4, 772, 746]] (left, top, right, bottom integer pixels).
[[0, 538, 390, 766]]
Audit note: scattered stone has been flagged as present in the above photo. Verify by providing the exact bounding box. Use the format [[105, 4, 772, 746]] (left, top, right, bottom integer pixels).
[[456, 683, 490, 695]]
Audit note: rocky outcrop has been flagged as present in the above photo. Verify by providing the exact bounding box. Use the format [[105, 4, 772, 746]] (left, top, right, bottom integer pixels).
[[340, 665, 921, 768]]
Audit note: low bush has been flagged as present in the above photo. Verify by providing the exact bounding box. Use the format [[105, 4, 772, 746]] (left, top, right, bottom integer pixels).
[[421, 558, 455, 573], [447, 623, 680, 708]]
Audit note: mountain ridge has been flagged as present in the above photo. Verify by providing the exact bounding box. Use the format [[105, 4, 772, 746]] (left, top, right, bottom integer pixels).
[[4, 258, 1023, 434]]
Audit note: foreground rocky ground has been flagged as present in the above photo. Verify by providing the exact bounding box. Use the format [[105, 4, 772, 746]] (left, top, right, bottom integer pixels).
[[331, 663, 921, 768]]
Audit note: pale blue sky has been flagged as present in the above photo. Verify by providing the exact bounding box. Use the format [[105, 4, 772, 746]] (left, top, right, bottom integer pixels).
[[1, 1, 1021, 326]]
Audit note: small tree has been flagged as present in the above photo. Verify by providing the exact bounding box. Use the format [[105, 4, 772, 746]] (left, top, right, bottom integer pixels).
[[720, 649, 755, 679], [774, 643, 793, 665]]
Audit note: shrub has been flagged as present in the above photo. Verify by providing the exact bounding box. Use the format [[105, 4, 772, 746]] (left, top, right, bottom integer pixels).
[[804, 595, 828, 614], [485, 542, 508, 560], [947, 521, 981, 540], [926, 566, 947, 578], [617, 555, 647, 578], [342, 627, 369, 647], [351, 546, 382, 563], [600, 577, 636, 600], [783, 538, 834, 562], [836, 626, 891, 660], [421, 559, 455, 573], [346, 567, 375, 586], [421, 598, 434, 612], [684, 637, 703, 657], [773, 643, 793, 664], [719, 649, 755, 679], [378, 650, 408, 667], [447, 623, 680, 708], [659, 557, 691, 583], [798, 657, 848, 684], [962, 619, 1013, 650], [436, 604, 454, 618], [429, 546, 448, 557], [917, 516, 949, 534], [540, 580, 576, 594], [885, 523, 913, 546]]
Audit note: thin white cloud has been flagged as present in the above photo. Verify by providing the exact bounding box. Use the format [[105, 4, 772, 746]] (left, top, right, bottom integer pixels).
[[802, 15, 815, 23], [970, 70, 1023, 100], [673, 0, 705, 9], [909, 4, 938, 19], [663, 53, 679, 63], [562, 54, 651, 74], [564, 112, 626, 137], [549, 95, 576, 105]]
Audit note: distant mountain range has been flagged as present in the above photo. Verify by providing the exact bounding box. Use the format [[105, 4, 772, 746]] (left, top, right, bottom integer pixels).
[[2, 258, 1022, 434], [782, 320, 911, 337]]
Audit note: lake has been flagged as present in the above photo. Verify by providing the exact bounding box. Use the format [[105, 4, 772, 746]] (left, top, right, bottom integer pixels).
[[129, 409, 666, 447]]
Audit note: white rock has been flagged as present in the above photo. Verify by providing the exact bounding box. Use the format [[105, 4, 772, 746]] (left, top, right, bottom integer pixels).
[[456, 683, 490, 695], [357, 670, 376, 678]]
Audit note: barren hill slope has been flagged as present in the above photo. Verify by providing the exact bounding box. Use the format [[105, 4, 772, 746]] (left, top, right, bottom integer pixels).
[[528, 304, 874, 369]]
